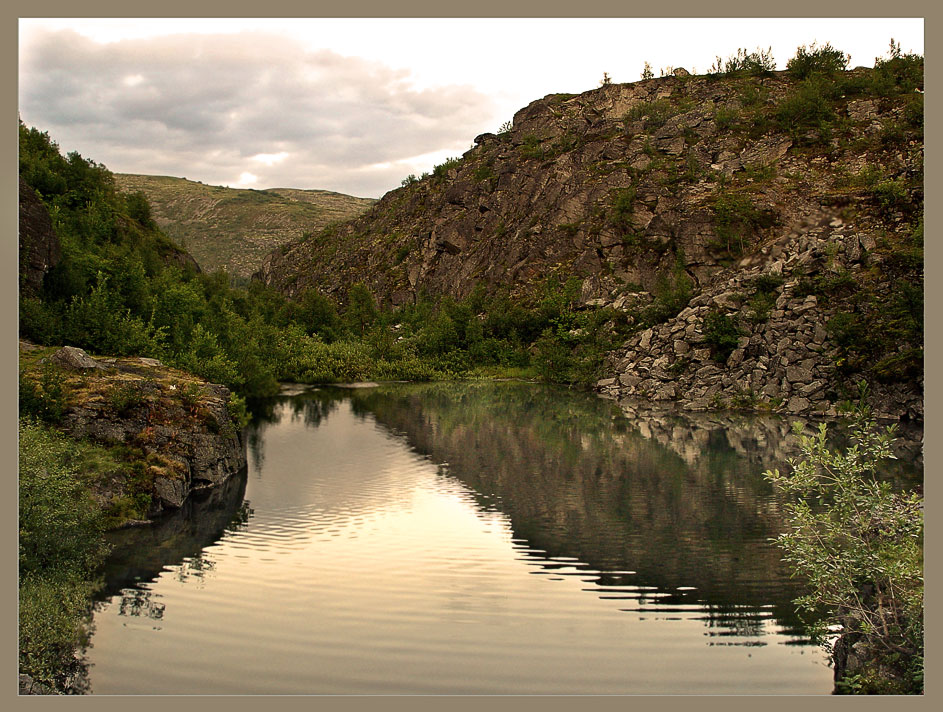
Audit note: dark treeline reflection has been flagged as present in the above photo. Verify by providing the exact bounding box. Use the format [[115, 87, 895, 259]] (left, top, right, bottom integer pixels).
[[317, 381, 919, 636]]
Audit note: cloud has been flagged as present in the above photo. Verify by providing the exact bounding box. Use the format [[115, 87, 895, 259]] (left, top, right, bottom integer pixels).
[[18, 29, 498, 197]]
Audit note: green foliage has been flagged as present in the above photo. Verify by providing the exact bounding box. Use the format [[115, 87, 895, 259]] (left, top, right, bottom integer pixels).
[[776, 74, 840, 142], [19, 419, 110, 691], [297, 287, 345, 340], [869, 40, 924, 97], [703, 310, 742, 361], [714, 106, 740, 131], [710, 190, 777, 257], [473, 163, 496, 182], [610, 186, 637, 231], [125, 191, 154, 228], [19, 363, 68, 423], [519, 134, 546, 160], [533, 329, 575, 383], [432, 156, 461, 179], [787, 42, 850, 79], [641, 255, 693, 326], [744, 273, 783, 323], [709, 47, 776, 77], [625, 98, 682, 132], [106, 381, 147, 415], [345, 282, 378, 337], [765, 413, 923, 694]]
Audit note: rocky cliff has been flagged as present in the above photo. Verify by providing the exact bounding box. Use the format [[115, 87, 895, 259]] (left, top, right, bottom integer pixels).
[[18, 177, 61, 296], [20, 342, 247, 522], [256, 65, 922, 421]]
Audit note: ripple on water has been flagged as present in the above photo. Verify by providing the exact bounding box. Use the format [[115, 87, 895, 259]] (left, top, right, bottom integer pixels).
[[86, 389, 839, 695]]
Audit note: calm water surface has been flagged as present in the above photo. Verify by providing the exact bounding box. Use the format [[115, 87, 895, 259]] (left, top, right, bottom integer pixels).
[[85, 382, 919, 694]]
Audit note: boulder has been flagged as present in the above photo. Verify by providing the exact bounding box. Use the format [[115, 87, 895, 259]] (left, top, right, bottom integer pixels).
[[49, 346, 110, 371]]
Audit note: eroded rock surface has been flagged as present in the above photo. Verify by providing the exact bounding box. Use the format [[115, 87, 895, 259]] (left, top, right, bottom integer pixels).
[[24, 343, 247, 516]]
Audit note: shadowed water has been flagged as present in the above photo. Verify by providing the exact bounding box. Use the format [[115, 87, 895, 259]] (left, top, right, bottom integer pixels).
[[84, 382, 920, 694]]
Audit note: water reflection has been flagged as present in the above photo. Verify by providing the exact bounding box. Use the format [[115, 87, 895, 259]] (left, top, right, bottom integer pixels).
[[88, 382, 920, 694], [336, 381, 920, 637], [98, 467, 250, 599]]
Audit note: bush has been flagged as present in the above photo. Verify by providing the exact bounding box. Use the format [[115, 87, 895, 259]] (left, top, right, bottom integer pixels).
[[19, 364, 68, 423], [702, 310, 741, 361], [432, 156, 461, 179], [714, 106, 740, 131], [776, 75, 840, 142], [787, 42, 850, 79], [710, 47, 776, 76], [764, 413, 923, 694], [711, 190, 777, 257], [533, 329, 575, 383], [642, 256, 693, 326], [610, 186, 637, 230], [19, 419, 110, 692], [870, 40, 923, 97]]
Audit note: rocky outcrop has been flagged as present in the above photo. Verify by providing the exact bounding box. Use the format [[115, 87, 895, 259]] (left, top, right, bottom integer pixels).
[[596, 215, 924, 422], [255, 66, 922, 421], [18, 176, 61, 296], [256, 68, 918, 306], [26, 344, 247, 517]]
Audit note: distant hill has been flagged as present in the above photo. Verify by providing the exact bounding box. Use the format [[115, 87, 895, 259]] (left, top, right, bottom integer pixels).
[[113, 174, 375, 279]]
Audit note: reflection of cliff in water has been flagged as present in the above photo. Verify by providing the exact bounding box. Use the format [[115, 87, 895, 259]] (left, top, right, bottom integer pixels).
[[98, 468, 250, 602], [347, 382, 920, 633]]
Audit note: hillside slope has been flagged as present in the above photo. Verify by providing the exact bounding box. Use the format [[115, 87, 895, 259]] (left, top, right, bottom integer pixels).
[[256, 61, 922, 420], [114, 174, 375, 279]]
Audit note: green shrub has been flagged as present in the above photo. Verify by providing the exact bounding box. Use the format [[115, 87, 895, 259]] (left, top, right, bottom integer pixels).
[[787, 42, 850, 79], [125, 191, 154, 228], [714, 106, 740, 131], [764, 413, 923, 694], [642, 255, 693, 326], [19, 419, 110, 692], [473, 163, 496, 182], [625, 98, 680, 132], [610, 186, 637, 230], [19, 364, 68, 423], [711, 190, 777, 256], [702, 310, 742, 361], [710, 47, 776, 77], [533, 329, 575, 383], [519, 135, 545, 160], [107, 381, 146, 414], [870, 40, 923, 97], [776, 75, 839, 142], [432, 156, 461, 179]]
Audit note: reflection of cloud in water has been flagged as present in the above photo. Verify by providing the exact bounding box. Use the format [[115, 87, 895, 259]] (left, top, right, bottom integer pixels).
[[238, 395, 435, 553], [348, 382, 922, 636]]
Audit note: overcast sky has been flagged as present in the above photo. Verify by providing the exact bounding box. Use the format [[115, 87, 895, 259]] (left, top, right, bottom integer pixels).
[[18, 18, 924, 199]]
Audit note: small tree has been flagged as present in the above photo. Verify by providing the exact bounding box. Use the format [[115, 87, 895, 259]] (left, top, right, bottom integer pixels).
[[345, 282, 378, 337], [764, 410, 923, 694]]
